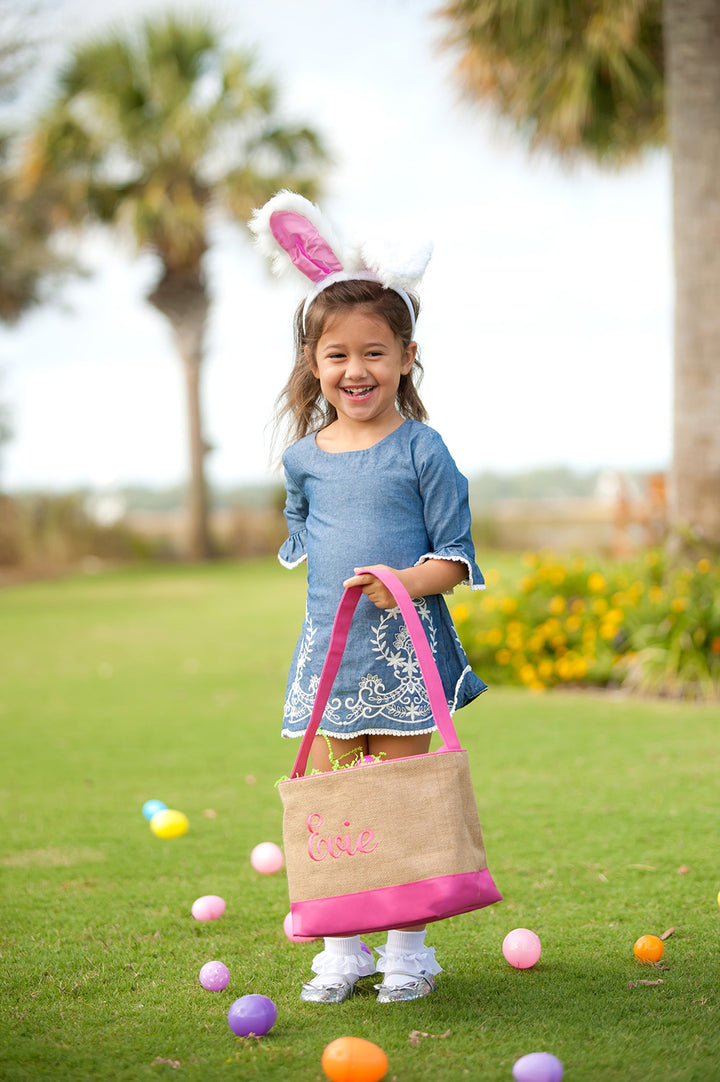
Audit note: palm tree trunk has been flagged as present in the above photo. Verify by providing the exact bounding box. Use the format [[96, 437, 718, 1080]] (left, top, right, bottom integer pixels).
[[181, 348, 211, 561], [148, 269, 212, 561], [664, 0, 720, 546]]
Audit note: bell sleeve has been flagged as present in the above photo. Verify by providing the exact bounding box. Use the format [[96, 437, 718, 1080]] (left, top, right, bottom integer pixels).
[[414, 429, 485, 591], [278, 464, 308, 569]]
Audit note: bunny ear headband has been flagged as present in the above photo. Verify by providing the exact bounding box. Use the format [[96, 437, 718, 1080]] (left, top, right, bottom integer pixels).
[[248, 190, 433, 339]]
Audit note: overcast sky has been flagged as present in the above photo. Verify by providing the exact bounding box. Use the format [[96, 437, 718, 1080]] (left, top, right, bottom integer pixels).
[[1, 0, 673, 493]]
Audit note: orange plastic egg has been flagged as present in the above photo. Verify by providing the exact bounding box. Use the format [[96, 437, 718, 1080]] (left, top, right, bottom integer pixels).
[[633, 934, 664, 963], [321, 1036, 388, 1082]]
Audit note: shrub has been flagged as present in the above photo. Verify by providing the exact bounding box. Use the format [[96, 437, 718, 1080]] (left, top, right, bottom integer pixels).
[[454, 549, 720, 701]]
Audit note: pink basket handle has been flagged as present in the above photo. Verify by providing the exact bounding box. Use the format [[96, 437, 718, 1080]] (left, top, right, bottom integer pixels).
[[289, 566, 462, 778]]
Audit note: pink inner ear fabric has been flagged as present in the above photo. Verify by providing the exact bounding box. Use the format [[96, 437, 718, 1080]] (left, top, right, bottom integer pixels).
[[270, 211, 343, 282]]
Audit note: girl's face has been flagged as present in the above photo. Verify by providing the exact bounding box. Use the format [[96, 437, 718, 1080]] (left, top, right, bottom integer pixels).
[[309, 307, 417, 435]]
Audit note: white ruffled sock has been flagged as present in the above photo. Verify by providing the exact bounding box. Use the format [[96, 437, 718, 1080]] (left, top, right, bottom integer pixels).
[[307, 936, 376, 988], [376, 929, 443, 989]]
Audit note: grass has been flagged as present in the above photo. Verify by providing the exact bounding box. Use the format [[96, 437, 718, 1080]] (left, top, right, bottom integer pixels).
[[1, 557, 718, 1082]]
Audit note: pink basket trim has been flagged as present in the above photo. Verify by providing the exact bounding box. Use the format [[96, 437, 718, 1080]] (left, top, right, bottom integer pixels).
[[290, 868, 502, 938]]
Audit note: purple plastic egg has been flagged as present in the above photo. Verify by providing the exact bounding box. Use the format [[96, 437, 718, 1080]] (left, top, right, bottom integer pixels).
[[199, 960, 230, 991], [512, 1052, 563, 1082], [227, 994, 277, 1037]]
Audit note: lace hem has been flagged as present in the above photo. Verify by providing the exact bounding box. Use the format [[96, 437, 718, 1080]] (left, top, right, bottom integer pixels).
[[278, 530, 308, 569], [375, 944, 442, 977], [282, 724, 439, 739], [416, 552, 486, 591], [310, 947, 377, 979]]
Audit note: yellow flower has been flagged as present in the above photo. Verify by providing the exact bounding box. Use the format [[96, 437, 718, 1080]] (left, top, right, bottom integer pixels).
[[649, 586, 664, 604], [555, 657, 574, 681], [670, 597, 689, 613], [519, 663, 537, 685], [548, 595, 566, 615], [500, 596, 518, 615], [696, 558, 711, 574], [520, 575, 537, 592], [537, 659, 554, 680], [572, 656, 588, 679], [484, 568, 501, 587], [486, 627, 503, 646], [495, 648, 512, 665], [452, 604, 469, 623], [549, 567, 566, 586], [592, 598, 608, 616], [481, 596, 497, 613], [588, 572, 606, 593], [570, 598, 586, 614], [565, 614, 582, 633]]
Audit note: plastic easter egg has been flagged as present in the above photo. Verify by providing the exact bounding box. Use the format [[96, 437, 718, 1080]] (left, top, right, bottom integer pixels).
[[199, 960, 230, 991], [502, 928, 542, 969], [192, 894, 226, 921], [633, 934, 664, 963], [150, 809, 189, 839], [250, 842, 284, 874], [512, 1051, 564, 1082], [283, 910, 317, 943], [142, 799, 167, 821], [321, 1036, 388, 1082], [227, 994, 277, 1037]]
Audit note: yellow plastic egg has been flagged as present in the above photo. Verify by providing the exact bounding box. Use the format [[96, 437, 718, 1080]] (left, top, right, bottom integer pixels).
[[150, 809, 189, 839]]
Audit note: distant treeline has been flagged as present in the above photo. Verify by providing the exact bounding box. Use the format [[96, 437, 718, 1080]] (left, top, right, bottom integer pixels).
[[7, 466, 662, 513]]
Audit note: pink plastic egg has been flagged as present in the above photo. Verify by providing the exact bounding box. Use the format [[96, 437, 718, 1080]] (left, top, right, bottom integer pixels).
[[250, 842, 284, 874], [283, 910, 317, 943], [199, 960, 230, 991], [191, 894, 226, 921], [502, 927, 542, 969]]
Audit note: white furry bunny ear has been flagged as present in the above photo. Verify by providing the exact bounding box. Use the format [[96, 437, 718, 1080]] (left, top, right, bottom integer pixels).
[[248, 190, 347, 285], [361, 237, 434, 293], [249, 191, 432, 339]]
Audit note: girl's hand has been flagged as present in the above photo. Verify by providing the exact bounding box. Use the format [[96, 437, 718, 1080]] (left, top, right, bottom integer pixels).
[[342, 565, 407, 609], [343, 559, 467, 609]]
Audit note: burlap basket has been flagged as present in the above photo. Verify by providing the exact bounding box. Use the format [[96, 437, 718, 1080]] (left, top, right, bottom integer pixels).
[[278, 567, 502, 937]]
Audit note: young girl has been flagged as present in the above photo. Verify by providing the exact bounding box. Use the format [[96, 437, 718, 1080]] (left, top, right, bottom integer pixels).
[[250, 192, 487, 1004]]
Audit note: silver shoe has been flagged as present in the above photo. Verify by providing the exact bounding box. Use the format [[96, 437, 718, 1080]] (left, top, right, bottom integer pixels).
[[300, 975, 355, 1003], [375, 973, 437, 1003]]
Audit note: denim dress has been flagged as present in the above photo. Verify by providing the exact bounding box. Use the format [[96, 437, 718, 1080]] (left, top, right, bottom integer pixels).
[[278, 420, 487, 738]]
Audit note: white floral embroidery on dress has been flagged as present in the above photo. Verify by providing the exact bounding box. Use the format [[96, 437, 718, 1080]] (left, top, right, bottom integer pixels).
[[283, 600, 439, 731]]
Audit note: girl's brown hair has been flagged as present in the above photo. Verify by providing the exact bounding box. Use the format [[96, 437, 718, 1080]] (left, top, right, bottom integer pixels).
[[273, 279, 428, 452]]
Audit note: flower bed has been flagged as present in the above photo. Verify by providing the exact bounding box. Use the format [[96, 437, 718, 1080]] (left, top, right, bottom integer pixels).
[[454, 549, 720, 700]]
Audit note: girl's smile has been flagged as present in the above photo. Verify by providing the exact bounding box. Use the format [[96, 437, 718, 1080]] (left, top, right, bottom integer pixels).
[[310, 308, 417, 442]]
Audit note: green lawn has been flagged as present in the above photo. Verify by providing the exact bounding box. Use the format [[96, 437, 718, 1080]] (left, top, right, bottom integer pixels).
[[1, 559, 718, 1081]]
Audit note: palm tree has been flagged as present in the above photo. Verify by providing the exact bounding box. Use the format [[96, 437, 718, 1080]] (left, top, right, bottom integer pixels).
[[21, 15, 328, 559], [438, 0, 720, 548]]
